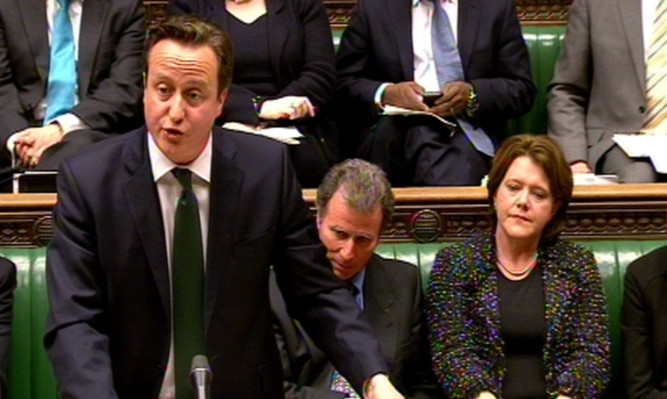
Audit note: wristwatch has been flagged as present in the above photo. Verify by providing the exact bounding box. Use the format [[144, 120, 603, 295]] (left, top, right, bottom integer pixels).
[[466, 84, 480, 117]]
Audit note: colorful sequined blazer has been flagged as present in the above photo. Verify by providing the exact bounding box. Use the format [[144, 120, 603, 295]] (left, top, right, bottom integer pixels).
[[426, 232, 610, 399]]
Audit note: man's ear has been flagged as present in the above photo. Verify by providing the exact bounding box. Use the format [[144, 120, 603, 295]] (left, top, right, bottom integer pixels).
[[216, 89, 228, 117]]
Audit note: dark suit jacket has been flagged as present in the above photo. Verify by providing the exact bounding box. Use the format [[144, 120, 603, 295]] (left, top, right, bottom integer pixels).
[[0, 257, 16, 399], [168, 0, 335, 126], [336, 0, 535, 145], [44, 127, 387, 399], [271, 255, 443, 399], [622, 246, 667, 399], [0, 0, 144, 145]]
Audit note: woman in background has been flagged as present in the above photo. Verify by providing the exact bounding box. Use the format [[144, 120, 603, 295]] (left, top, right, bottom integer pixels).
[[168, 0, 337, 187], [427, 134, 610, 399]]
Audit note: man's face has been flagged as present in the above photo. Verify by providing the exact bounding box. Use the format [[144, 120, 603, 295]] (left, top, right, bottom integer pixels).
[[144, 39, 227, 165], [317, 189, 383, 282]]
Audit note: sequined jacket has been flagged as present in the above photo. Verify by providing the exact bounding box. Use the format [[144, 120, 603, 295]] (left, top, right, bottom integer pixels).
[[426, 232, 611, 399]]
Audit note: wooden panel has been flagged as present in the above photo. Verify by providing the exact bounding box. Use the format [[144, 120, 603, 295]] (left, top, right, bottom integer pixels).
[[3, 184, 666, 247]]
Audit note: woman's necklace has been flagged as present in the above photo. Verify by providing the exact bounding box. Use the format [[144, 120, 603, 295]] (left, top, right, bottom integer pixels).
[[496, 253, 538, 281], [228, 0, 253, 5]]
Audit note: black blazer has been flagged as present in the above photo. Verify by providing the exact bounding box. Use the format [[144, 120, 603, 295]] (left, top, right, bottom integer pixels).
[[0, 0, 144, 144], [622, 246, 667, 399], [0, 257, 15, 399], [335, 0, 536, 143], [44, 127, 387, 399], [272, 255, 443, 399], [168, 0, 336, 126]]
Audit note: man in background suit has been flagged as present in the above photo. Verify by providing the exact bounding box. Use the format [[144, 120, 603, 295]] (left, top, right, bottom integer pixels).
[[271, 159, 443, 398], [0, 0, 144, 185], [547, 0, 666, 182], [45, 15, 405, 399], [0, 257, 16, 398], [335, 0, 535, 186], [622, 246, 667, 398]]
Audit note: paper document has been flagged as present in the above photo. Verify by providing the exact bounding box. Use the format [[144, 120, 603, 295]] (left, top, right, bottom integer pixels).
[[382, 105, 457, 129], [572, 173, 618, 185], [222, 122, 303, 145], [613, 134, 667, 173]]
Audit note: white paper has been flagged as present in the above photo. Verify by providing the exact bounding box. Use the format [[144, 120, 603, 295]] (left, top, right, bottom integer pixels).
[[222, 122, 303, 145], [382, 105, 457, 129], [613, 134, 667, 173], [572, 173, 619, 185]]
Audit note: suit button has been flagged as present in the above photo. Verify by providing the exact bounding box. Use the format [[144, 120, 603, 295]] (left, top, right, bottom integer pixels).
[[639, 106, 646, 113]]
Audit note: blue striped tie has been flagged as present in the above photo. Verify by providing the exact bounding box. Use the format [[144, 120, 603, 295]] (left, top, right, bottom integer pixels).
[[44, 0, 77, 124], [431, 0, 494, 156]]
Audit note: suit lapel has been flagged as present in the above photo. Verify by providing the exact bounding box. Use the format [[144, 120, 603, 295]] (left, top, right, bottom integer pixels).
[[457, 0, 480, 71], [19, 0, 49, 79], [617, 0, 645, 90], [78, 0, 109, 96], [205, 129, 243, 331], [365, 256, 398, 361], [388, 0, 414, 79], [123, 130, 171, 317]]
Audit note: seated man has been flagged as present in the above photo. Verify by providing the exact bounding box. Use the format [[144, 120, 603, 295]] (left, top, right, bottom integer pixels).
[[547, 0, 666, 182], [335, 0, 535, 186], [271, 159, 443, 398], [622, 246, 667, 398], [0, 0, 145, 187]]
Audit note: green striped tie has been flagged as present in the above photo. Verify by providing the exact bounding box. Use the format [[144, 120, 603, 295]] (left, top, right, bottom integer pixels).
[[172, 168, 205, 399], [642, 0, 667, 134]]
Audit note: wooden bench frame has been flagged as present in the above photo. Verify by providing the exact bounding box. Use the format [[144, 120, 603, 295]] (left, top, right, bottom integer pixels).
[[2, 183, 666, 248]]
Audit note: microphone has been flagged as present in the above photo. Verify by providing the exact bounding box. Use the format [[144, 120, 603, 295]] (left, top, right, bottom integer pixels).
[[190, 354, 212, 399]]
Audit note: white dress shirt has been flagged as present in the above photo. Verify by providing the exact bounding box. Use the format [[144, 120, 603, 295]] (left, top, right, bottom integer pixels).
[[148, 132, 212, 399]]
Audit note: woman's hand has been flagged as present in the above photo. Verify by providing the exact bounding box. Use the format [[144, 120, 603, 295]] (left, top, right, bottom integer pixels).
[[259, 96, 316, 120], [476, 391, 497, 399]]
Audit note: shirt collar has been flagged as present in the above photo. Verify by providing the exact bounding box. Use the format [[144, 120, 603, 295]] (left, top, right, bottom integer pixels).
[[348, 268, 366, 295], [147, 132, 212, 184]]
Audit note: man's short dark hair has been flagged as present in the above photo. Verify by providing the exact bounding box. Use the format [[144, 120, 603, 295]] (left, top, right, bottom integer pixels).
[[144, 14, 234, 94], [316, 159, 394, 232]]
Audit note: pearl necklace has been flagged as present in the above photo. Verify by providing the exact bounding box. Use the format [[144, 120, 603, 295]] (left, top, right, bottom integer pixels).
[[497, 253, 537, 281]]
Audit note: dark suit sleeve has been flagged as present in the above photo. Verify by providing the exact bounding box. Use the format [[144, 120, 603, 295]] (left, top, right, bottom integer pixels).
[[0, 8, 30, 143], [335, 0, 386, 120], [468, 0, 535, 121], [270, 146, 387, 394], [70, 0, 144, 132], [0, 258, 16, 372], [402, 267, 444, 399], [622, 262, 667, 399], [270, 273, 346, 399], [546, 0, 591, 164], [44, 162, 119, 399]]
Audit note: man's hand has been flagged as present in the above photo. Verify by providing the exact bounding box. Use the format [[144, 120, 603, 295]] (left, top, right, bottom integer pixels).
[[259, 96, 315, 120], [381, 82, 428, 111], [570, 161, 592, 174], [430, 81, 472, 117], [14, 124, 65, 168], [363, 374, 405, 399]]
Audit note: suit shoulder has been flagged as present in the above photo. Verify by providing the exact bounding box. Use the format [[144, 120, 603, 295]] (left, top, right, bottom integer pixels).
[[373, 255, 421, 283], [220, 129, 289, 159], [627, 246, 667, 284]]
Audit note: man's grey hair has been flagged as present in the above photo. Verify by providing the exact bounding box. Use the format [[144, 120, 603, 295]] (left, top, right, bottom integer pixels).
[[316, 159, 394, 231]]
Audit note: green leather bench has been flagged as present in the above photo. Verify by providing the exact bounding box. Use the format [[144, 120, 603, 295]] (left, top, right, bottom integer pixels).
[[2, 240, 665, 398]]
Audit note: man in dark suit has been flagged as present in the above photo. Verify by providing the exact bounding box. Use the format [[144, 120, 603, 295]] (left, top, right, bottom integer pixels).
[[622, 246, 667, 398], [0, 257, 16, 398], [336, 0, 535, 186], [271, 159, 442, 398], [45, 15, 405, 399], [0, 0, 144, 181]]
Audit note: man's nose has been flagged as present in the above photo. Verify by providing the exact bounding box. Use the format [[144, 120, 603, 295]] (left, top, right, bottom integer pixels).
[[340, 240, 355, 261], [168, 95, 185, 121]]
